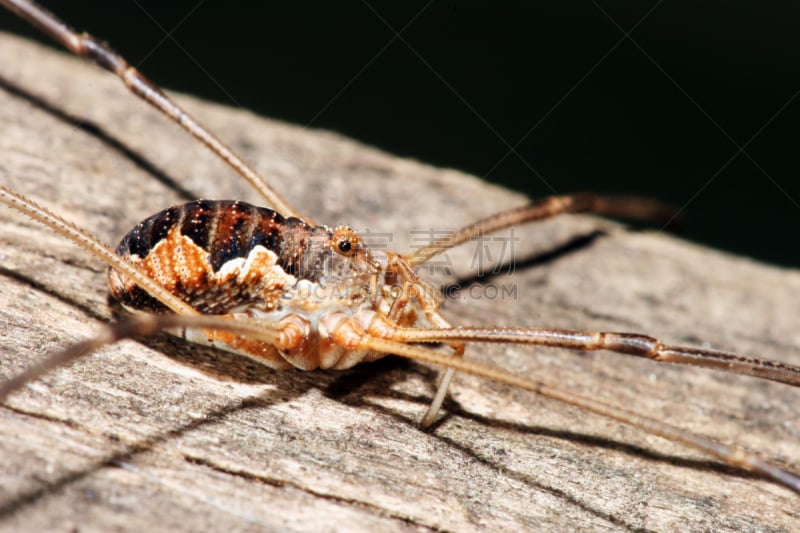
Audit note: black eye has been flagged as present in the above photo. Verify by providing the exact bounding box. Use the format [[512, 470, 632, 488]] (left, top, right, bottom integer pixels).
[[337, 239, 352, 254]]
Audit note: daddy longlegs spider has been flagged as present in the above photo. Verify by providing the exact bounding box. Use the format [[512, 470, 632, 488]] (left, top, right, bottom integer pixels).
[[1, 1, 799, 529]]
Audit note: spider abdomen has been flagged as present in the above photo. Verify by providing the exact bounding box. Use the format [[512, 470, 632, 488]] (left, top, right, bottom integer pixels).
[[109, 200, 309, 314]]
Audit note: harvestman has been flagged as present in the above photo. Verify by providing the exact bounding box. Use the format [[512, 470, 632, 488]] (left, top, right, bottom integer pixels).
[[1, 0, 799, 502]]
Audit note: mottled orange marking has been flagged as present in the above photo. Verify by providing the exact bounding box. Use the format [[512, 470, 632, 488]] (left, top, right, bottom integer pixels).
[[113, 225, 298, 316], [202, 328, 293, 369]]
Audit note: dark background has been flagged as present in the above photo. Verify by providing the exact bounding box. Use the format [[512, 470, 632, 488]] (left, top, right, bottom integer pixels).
[[2, 1, 799, 265]]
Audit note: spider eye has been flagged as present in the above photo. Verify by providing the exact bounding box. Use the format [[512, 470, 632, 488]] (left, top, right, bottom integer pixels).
[[332, 226, 360, 256], [337, 239, 353, 254]]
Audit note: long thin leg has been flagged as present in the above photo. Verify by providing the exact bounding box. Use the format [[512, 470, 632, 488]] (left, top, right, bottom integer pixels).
[[386, 257, 465, 426], [418, 310, 462, 428], [0, 0, 300, 218], [319, 315, 800, 494], [6, 311, 799, 493], [377, 323, 800, 386], [0, 185, 196, 316], [407, 193, 678, 266], [0, 313, 296, 402]]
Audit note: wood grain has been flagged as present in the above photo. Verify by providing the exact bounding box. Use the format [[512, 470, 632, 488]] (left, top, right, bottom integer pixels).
[[0, 33, 798, 531]]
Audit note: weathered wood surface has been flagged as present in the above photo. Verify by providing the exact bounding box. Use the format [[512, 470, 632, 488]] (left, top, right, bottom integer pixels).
[[0, 33, 799, 532]]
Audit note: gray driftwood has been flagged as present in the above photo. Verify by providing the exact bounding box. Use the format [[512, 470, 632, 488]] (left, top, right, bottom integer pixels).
[[0, 33, 799, 532]]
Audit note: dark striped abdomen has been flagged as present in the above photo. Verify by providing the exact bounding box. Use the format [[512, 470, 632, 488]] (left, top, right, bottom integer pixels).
[[109, 200, 313, 314]]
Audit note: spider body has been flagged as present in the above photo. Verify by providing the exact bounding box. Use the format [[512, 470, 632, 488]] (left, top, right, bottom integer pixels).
[[110, 199, 418, 370], [0, 2, 799, 530]]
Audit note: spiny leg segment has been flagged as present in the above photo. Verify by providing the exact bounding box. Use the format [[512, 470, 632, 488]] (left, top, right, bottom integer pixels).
[[406, 192, 680, 266], [384, 322, 800, 387], [409, 192, 683, 424]]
